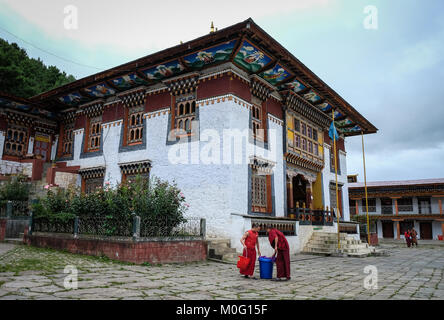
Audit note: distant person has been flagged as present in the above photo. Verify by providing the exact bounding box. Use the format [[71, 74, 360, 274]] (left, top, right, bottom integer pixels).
[[411, 228, 418, 247], [404, 229, 412, 248], [240, 224, 261, 279], [266, 225, 291, 281]]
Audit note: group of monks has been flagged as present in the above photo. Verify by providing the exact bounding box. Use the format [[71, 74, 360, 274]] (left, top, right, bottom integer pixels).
[[239, 223, 291, 281], [404, 228, 418, 248]]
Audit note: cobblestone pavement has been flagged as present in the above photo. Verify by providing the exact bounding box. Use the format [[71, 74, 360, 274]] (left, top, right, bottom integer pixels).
[[0, 244, 443, 300]]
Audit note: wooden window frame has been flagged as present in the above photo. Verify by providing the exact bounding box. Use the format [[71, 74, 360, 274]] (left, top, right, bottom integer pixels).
[[329, 142, 341, 175], [124, 105, 144, 146], [82, 176, 104, 194], [61, 122, 74, 158], [251, 170, 272, 214], [172, 95, 196, 137], [287, 114, 322, 162], [251, 102, 268, 143], [3, 124, 29, 158], [85, 116, 102, 153]]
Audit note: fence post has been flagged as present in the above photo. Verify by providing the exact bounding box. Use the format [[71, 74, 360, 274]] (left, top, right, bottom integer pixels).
[[132, 215, 140, 241], [200, 218, 206, 239], [6, 201, 12, 218], [28, 199, 38, 236], [28, 212, 33, 236], [74, 216, 79, 238]]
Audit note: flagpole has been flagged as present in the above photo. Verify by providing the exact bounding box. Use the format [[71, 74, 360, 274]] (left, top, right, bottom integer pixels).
[[332, 109, 341, 250], [361, 131, 370, 245]]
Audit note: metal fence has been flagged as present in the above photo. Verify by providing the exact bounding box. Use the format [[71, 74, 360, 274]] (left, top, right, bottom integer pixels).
[[0, 200, 30, 217], [32, 217, 75, 234], [31, 215, 205, 240], [139, 217, 204, 239], [77, 216, 133, 238]]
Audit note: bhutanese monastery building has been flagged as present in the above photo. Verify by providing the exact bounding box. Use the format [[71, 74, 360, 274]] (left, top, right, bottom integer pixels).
[[0, 19, 378, 254], [349, 178, 444, 241]]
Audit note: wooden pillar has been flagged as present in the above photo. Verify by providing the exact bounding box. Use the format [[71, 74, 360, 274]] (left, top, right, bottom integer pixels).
[[287, 179, 294, 209], [394, 199, 399, 216], [439, 199, 443, 215], [355, 200, 359, 215], [396, 221, 400, 240], [306, 183, 313, 210], [441, 221, 444, 237]]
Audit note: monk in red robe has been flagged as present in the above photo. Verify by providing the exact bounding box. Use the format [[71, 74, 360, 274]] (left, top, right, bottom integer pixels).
[[267, 226, 291, 281], [240, 223, 261, 279]]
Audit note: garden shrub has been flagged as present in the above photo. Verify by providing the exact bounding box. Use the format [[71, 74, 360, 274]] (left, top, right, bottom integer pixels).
[[32, 175, 188, 237]]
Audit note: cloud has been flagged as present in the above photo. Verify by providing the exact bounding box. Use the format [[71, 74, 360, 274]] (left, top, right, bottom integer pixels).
[[391, 37, 444, 77], [0, 0, 334, 52], [346, 141, 444, 181]]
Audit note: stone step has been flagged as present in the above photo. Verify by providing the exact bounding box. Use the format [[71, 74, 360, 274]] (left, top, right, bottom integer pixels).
[[308, 239, 362, 245]]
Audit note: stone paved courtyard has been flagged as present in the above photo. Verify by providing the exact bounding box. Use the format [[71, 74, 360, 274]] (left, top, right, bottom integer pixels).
[[0, 243, 443, 300]]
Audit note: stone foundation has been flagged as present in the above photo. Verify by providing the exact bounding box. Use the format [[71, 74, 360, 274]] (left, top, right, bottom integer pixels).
[[24, 233, 208, 264]]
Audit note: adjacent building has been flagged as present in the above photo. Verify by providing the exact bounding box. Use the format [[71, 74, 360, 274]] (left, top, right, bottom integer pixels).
[[0, 19, 377, 253], [349, 178, 444, 240]]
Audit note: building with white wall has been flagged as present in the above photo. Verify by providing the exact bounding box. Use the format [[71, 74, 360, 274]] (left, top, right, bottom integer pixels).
[[1, 19, 377, 253], [349, 178, 444, 241]]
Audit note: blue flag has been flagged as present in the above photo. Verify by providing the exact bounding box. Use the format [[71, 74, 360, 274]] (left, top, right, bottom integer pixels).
[[329, 121, 339, 141]]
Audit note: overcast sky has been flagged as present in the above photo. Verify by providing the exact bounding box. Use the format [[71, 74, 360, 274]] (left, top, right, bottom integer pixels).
[[1, 0, 443, 182]]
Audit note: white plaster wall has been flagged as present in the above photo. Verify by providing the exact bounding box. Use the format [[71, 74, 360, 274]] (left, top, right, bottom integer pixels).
[[65, 96, 285, 240], [432, 221, 442, 240], [431, 198, 440, 214], [376, 220, 383, 238], [0, 131, 4, 159], [50, 135, 58, 161], [27, 136, 34, 154]]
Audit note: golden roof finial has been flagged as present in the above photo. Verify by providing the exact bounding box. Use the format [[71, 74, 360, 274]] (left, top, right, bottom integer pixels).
[[210, 21, 215, 33]]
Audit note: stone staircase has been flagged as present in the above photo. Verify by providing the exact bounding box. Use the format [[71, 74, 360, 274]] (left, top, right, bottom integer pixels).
[[303, 232, 376, 257], [29, 162, 52, 200], [207, 238, 239, 262]]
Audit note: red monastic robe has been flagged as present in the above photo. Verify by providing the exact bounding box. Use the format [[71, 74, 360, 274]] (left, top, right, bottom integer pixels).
[[240, 230, 258, 276], [268, 228, 291, 279]]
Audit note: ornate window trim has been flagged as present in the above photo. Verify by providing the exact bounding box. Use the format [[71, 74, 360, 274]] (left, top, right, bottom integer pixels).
[[165, 75, 200, 145], [248, 156, 275, 215], [79, 102, 104, 159], [119, 160, 151, 183], [3, 123, 29, 158], [79, 166, 105, 194]]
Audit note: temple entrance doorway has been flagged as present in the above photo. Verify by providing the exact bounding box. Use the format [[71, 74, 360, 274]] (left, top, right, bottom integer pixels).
[[293, 174, 308, 207]]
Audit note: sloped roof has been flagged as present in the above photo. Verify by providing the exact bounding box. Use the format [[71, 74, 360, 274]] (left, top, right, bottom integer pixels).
[[28, 18, 377, 136]]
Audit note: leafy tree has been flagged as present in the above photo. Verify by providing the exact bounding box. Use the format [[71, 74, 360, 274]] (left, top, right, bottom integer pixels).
[[0, 38, 75, 98]]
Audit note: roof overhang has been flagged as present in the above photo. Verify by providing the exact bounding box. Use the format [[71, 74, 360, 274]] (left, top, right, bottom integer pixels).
[[28, 18, 377, 136]]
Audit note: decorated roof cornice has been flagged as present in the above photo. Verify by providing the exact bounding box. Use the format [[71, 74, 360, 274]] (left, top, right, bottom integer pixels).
[[118, 160, 152, 175], [250, 75, 274, 101], [27, 19, 377, 136], [282, 90, 331, 129], [249, 155, 276, 174], [60, 111, 76, 124], [78, 166, 106, 179], [118, 87, 147, 108], [163, 73, 200, 96], [285, 152, 324, 173], [77, 100, 104, 117]]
